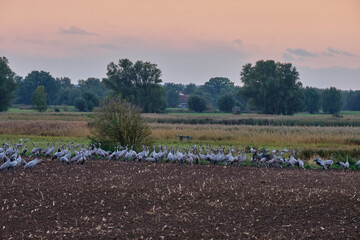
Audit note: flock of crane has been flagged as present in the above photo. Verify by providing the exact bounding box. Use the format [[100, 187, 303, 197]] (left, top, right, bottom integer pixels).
[[1, 138, 360, 172]]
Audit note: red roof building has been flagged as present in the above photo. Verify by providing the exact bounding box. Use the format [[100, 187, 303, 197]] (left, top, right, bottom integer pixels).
[[178, 92, 190, 108]]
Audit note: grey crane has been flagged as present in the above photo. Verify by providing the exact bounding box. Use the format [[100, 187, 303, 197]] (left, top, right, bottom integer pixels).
[[336, 157, 349, 169], [30, 143, 41, 156], [324, 153, 334, 169], [21, 145, 27, 156], [45, 144, 55, 157], [355, 160, 360, 168], [76, 153, 86, 165], [296, 158, 305, 170], [59, 149, 71, 164], [0, 156, 11, 170], [314, 158, 326, 169], [24, 158, 44, 172], [41, 142, 50, 154], [0, 152, 6, 162]]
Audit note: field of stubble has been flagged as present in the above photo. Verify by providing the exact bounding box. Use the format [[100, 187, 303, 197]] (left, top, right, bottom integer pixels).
[[1, 160, 359, 239]]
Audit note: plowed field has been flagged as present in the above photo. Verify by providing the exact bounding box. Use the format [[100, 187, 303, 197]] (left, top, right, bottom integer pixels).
[[1, 160, 359, 239]]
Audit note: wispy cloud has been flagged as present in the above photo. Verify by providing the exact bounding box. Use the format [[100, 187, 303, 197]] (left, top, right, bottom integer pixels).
[[59, 26, 97, 36], [18, 38, 58, 45], [283, 53, 294, 62], [286, 48, 317, 58], [233, 39, 243, 45], [322, 47, 357, 57], [96, 43, 120, 50]]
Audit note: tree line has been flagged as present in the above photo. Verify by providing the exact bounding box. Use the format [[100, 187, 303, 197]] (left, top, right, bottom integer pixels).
[[0, 56, 358, 115]]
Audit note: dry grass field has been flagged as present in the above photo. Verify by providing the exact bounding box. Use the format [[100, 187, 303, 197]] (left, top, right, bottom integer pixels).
[[0, 120, 89, 137], [149, 123, 360, 147], [1, 111, 360, 161]]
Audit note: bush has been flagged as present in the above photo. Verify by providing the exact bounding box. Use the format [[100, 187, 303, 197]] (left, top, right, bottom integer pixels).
[[90, 97, 152, 151], [32, 86, 47, 112], [74, 97, 87, 112], [62, 105, 68, 111], [187, 95, 206, 113], [82, 91, 99, 111], [54, 107, 60, 112]]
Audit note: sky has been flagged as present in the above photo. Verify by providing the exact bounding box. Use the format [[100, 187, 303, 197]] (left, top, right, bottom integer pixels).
[[0, 0, 359, 89]]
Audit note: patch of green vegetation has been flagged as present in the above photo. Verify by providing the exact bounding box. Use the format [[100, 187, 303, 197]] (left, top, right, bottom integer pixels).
[[8, 106, 79, 113], [167, 112, 233, 116], [340, 111, 360, 116], [7, 108, 37, 113]]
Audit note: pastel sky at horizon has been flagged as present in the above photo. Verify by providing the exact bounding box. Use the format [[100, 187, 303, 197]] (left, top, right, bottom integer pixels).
[[1, 0, 359, 89]]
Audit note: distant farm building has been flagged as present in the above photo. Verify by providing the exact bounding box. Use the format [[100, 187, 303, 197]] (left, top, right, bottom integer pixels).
[[178, 92, 190, 108]]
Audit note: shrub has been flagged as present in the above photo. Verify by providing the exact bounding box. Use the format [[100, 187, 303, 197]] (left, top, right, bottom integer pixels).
[[82, 91, 99, 111], [32, 86, 47, 112], [62, 105, 68, 111], [74, 97, 87, 112], [90, 97, 152, 151]]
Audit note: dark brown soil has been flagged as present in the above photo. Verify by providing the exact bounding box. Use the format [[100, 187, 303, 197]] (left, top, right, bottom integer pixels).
[[0, 160, 359, 239]]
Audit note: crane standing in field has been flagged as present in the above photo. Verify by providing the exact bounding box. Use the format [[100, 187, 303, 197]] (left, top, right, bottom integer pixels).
[[24, 158, 44, 172], [324, 153, 334, 169], [2, 137, 360, 173], [336, 157, 350, 169], [356, 160, 360, 168]]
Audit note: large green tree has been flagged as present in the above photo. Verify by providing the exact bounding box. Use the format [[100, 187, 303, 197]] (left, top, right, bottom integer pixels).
[[344, 90, 360, 111], [240, 60, 304, 115], [166, 89, 180, 108], [183, 83, 196, 95], [103, 59, 165, 113], [322, 87, 342, 114], [203, 77, 236, 107], [55, 77, 75, 106], [16, 71, 60, 105], [164, 83, 183, 107], [304, 87, 321, 114], [78, 78, 108, 100], [218, 94, 235, 113], [0, 57, 17, 112]]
